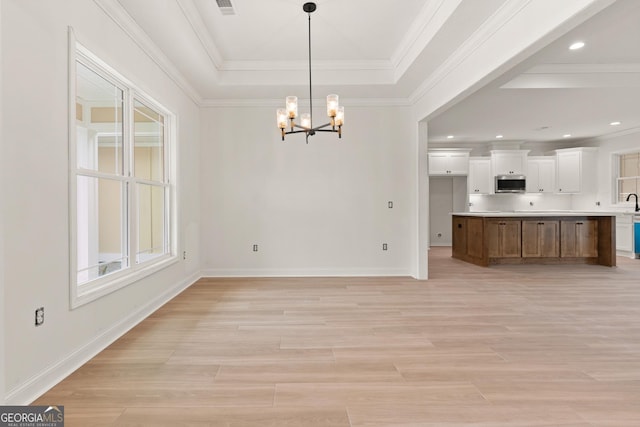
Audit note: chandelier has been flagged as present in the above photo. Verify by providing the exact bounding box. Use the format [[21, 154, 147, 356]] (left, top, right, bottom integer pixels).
[[276, 2, 344, 143]]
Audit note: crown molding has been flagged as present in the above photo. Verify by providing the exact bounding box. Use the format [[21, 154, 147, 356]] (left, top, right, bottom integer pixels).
[[501, 62, 640, 88], [92, 0, 203, 105], [391, 0, 462, 82], [200, 97, 411, 108], [220, 59, 393, 72], [582, 125, 640, 144], [408, 0, 533, 106], [524, 63, 640, 74], [176, 0, 224, 69]]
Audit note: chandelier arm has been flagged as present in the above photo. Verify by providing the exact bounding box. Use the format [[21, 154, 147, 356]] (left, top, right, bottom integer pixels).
[[284, 129, 311, 135], [310, 122, 334, 131], [288, 123, 335, 133]]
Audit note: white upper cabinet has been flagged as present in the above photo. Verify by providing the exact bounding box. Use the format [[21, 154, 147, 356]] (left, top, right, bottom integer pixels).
[[428, 150, 471, 175], [468, 158, 492, 194], [527, 157, 556, 193], [491, 150, 529, 176], [555, 147, 598, 193]]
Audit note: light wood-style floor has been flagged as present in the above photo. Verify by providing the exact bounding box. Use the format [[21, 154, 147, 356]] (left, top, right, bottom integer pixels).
[[35, 247, 640, 426]]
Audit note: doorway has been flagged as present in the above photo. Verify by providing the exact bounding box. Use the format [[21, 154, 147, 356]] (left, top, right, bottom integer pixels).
[[429, 176, 467, 246]]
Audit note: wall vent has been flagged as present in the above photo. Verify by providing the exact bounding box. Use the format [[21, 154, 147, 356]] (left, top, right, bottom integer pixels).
[[216, 0, 235, 15]]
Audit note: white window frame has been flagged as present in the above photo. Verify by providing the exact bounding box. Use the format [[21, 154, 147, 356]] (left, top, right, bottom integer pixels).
[[69, 30, 177, 308], [611, 149, 640, 207]]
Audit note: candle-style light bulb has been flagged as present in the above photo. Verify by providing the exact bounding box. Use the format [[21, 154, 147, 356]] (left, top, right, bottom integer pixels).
[[326, 94, 339, 117], [286, 96, 298, 119], [335, 106, 344, 126], [276, 109, 288, 129], [301, 113, 311, 129]]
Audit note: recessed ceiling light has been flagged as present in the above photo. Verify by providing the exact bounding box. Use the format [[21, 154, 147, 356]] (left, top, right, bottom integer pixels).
[[563, 134, 572, 138], [569, 41, 585, 50], [610, 121, 621, 126], [447, 135, 454, 139], [495, 134, 503, 139]]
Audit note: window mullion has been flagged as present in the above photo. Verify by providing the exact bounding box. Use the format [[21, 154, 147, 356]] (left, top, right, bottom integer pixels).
[[125, 89, 135, 270]]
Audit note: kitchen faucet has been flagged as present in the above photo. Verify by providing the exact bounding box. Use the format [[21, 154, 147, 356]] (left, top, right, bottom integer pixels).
[[627, 193, 640, 212]]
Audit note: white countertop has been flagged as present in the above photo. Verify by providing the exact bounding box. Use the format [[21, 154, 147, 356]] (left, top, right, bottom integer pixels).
[[452, 211, 618, 217]]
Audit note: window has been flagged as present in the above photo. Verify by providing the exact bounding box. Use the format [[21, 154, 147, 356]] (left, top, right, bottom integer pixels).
[[70, 42, 176, 307], [615, 151, 640, 203]]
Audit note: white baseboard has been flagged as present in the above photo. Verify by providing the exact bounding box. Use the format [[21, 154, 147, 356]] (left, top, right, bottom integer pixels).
[[201, 267, 411, 278], [5, 271, 201, 405]]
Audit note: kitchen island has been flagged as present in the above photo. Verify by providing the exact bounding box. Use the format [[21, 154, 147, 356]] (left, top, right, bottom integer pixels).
[[451, 212, 616, 267]]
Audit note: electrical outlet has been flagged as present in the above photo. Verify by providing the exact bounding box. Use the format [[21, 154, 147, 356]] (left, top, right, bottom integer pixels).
[[35, 307, 44, 326], [382, 243, 388, 251], [183, 251, 187, 260], [253, 244, 258, 252], [388, 201, 393, 209]]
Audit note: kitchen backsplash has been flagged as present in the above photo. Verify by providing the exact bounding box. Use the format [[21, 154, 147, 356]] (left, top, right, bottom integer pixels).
[[468, 193, 573, 212]]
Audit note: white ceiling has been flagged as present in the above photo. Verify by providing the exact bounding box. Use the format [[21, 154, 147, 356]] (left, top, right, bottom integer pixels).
[[108, 0, 510, 100], [106, 0, 640, 145], [428, 0, 640, 145]]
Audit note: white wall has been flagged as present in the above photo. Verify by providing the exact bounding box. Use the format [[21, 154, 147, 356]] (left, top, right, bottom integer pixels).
[[1, 0, 200, 403], [573, 129, 640, 212], [0, 0, 5, 405], [416, 121, 429, 279], [200, 105, 416, 277]]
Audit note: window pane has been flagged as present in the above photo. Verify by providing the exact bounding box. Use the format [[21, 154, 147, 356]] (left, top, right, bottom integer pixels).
[[618, 177, 640, 202], [76, 176, 126, 284], [137, 183, 166, 263], [620, 153, 640, 178], [617, 153, 640, 203], [76, 61, 124, 175], [134, 99, 164, 182]]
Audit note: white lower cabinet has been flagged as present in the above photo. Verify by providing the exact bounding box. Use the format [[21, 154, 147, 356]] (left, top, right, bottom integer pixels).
[[616, 214, 634, 254]]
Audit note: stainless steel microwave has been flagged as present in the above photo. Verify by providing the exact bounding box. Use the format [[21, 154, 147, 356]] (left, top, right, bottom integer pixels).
[[495, 175, 526, 193]]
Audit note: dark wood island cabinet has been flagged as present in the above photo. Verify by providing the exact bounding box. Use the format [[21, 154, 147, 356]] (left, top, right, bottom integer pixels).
[[452, 213, 615, 267]]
